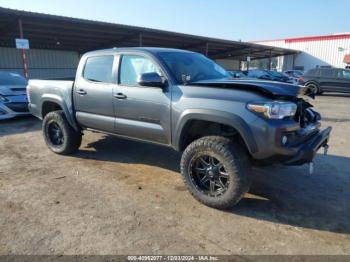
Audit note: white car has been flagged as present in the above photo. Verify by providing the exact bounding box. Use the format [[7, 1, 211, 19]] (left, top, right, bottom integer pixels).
[[0, 72, 31, 120]]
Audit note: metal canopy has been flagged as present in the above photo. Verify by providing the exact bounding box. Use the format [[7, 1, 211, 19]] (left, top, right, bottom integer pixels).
[[0, 7, 298, 60]]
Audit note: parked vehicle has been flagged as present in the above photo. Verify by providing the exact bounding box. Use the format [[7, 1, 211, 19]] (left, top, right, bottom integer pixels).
[[28, 48, 331, 210], [244, 69, 272, 80], [244, 69, 293, 83], [302, 68, 350, 95], [266, 70, 294, 83], [284, 70, 304, 78], [227, 70, 247, 78], [0, 71, 30, 120], [284, 70, 304, 85]]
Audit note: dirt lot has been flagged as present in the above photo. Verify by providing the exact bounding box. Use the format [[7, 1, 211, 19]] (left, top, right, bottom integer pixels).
[[1, 94, 350, 255]]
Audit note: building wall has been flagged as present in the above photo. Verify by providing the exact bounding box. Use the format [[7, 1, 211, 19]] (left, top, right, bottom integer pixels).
[[0, 47, 79, 79], [0, 47, 241, 78], [255, 36, 350, 71]]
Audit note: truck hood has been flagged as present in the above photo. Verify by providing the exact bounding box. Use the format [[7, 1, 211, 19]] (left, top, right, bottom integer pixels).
[[0, 85, 27, 96], [190, 79, 310, 98]]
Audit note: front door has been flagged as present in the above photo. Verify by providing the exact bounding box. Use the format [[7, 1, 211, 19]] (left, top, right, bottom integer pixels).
[[335, 69, 350, 93], [74, 55, 116, 133], [113, 54, 171, 144]]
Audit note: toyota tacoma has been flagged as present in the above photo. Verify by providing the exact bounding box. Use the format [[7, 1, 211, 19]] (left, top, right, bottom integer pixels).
[[27, 48, 332, 210]]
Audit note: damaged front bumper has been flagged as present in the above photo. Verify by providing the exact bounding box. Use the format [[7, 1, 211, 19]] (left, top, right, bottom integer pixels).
[[250, 117, 332, 166], [284, 126, 332, 165]]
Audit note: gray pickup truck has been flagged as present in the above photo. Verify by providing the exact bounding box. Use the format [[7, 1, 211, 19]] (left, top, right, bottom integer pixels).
[[28, 48, 331, 210]]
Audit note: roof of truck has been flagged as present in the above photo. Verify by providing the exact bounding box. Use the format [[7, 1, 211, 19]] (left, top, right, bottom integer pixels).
[[84, 47, 194, 56]]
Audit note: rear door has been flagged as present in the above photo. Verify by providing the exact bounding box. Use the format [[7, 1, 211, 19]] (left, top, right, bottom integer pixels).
[[318, 69, 337, 92], [74, 55, 117, 132], [113, 53, 171, 144]]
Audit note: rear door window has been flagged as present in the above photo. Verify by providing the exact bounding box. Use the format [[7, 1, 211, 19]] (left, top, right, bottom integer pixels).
[[306, 69, 318, 77], [320, 69, 335, 77], [83, 56, 114, 83]]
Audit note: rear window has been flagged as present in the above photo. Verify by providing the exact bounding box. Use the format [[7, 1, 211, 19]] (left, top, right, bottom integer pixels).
[[337, 69, 350, 78], [83, 56, 114, 83], [0, 72, 27, 85]]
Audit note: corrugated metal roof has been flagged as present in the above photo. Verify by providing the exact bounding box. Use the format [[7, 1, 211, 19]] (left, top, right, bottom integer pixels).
[[0, 7, 297, 60]]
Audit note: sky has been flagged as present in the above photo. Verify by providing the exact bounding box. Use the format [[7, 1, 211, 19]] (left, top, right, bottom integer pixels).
[[0, 0, 349, 41]]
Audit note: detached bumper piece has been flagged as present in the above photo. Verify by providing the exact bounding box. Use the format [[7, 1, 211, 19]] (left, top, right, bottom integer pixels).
[[285, 126, 332, 165]]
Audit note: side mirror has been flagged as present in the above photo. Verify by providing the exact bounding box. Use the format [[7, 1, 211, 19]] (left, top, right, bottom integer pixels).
[[137, 72, 165, 88], [234, 73, 241, 78]]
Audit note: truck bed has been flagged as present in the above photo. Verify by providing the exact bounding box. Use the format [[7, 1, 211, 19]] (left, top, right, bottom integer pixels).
[[27, 79, 75, 120]]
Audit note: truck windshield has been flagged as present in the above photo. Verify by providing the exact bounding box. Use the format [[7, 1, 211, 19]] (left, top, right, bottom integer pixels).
[[158, 52, 229, 84]]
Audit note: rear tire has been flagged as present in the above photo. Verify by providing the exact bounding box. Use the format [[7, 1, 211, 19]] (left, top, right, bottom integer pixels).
[[306, 82, 320, 95], [42, 110, 82, 155], [180, 136, 251, 210]]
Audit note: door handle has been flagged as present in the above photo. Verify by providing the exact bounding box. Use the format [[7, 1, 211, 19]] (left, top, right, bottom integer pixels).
[[76, 89, 87, 95], [114, 93, 127, 99]]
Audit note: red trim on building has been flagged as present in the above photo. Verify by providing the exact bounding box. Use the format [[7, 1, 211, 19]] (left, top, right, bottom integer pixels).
[[285, 34, 350, 43], [253, 33, 350, 44]]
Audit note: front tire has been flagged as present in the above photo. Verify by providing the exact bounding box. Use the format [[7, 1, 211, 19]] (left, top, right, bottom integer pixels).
[[42, 110, 82, 155], [180, 136, 251, 210]]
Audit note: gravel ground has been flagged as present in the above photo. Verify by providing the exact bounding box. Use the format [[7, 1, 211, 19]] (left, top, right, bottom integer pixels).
[[0, 94, 350, 255]]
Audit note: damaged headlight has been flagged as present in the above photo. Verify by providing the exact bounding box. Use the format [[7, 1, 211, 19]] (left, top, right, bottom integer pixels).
[[247, 101, 297, 119]]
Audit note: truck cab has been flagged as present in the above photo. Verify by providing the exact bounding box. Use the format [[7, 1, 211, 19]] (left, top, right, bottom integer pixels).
[[73, 49, 172, 144]]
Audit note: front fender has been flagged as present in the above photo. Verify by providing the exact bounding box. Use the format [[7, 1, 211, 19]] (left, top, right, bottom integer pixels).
[[40, 94, 79, 131], [173, 109, 258, 154]]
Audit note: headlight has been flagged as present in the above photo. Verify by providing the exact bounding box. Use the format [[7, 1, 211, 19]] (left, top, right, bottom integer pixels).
[[247, 101, 297, 119], [0, 95, 8, 102]]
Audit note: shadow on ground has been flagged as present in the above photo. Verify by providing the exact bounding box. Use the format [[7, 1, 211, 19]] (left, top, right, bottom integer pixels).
[[319, 93, 350, 98], [234, 156, 350, 234], [78, 134, 181, 173], [75, 134, 350, 235], [0, 116, 40, 136]]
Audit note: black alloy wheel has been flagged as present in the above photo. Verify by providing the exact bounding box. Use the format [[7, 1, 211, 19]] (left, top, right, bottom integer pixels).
[[47, 121, 64, 146], [189, 154, 229, 197], [42, 110, 82, 155], [180, 136, 252, 210]]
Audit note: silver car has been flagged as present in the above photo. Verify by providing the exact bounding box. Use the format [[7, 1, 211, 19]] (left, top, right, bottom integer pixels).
[[0, 72, 30, 120]]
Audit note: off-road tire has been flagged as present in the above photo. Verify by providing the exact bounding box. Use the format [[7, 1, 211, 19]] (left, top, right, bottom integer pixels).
[[180, 136, 251, 210], [43, 110, 82, 155]]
